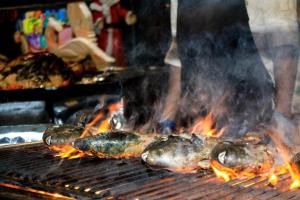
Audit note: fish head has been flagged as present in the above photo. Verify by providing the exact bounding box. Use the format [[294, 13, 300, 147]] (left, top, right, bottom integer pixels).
[[210, 141, 247, 168], [43, 124, 84, 146], [142, 134, 206, 171]]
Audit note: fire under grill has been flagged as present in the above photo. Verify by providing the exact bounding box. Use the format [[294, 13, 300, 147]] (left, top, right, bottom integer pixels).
[[1, 143, 300, 200]]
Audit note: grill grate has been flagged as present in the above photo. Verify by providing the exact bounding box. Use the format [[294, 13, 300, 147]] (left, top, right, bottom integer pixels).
[[0, 143, 300, 199]]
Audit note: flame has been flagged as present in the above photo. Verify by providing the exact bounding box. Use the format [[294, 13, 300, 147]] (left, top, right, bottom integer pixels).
[[266, 165, 289, 186], [265, 129, 300, 190], [290, 179, 300, 190], [191, 113, 224, 138], [97, 101, 122, 132], [56, 111, 106, 159], [287, 163, 300, 190], [51, 111, 106, 159], [211, 160, 237, 182], [52, 144, 85, 159], [98, 118, 110, 132], [54, 101, 122, 159], [80, 111, 105, 138], [268, 173, 278, 186], [275, 165, 288, 175]]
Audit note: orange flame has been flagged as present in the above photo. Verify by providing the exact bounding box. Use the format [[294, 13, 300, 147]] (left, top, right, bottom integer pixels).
[[268, 173, 278, 186], [211, 160, 237, 182], [191, 112, 224, 138], [97, 101, 122, 132], [265, 129, 300, 190], [0, 182, 75, 200], [287, 163, 300, 190], [290, 179, 300, 190], [98, 118, 110, 132], [266, 165, 289, 186], [55, 101, 122, 159], [275, 165, 288, 175]]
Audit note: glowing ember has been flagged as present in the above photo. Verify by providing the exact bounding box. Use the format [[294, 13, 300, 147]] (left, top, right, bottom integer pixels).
[[191, 112, 224, 138], [0, 182, 74, 200], [211, 160, 237, 182]]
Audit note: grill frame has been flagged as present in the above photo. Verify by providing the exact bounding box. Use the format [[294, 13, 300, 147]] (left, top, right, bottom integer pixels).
[[0, 142, 300, 200]]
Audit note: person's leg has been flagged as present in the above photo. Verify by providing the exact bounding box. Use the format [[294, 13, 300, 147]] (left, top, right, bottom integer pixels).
[[271, 38, 299, 118]]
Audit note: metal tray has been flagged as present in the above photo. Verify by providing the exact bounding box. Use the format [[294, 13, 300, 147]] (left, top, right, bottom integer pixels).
[[0, 124, 48, 147]]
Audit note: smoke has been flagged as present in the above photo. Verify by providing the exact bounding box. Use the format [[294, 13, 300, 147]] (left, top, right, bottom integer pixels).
[[122, 0, 297, 146], [175, 0, 275, 138], [267, 112, 300, 154]]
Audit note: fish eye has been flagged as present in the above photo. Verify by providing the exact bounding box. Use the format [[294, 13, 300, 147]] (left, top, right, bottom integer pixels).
[[116, 122, 121, 129], [45, 136, 52, 145], [141, 151, 149, 162], [218, 151, 227, 165]]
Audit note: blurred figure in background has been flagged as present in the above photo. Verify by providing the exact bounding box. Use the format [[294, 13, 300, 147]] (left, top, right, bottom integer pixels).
[[246, 0, 299, 119], [160, 0, 275, 137], [246, 0, 300, 154]]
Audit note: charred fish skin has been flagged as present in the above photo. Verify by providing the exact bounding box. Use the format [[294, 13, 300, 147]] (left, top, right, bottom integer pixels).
[[73, 131, 153, 158], [142, 134, 215, 172], [43, 124, 83, 146], [210, 141, 273, 173]]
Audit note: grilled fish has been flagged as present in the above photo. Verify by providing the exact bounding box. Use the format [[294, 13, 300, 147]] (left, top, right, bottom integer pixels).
[[0, 53, 76, 90], [43, 124, 84, 146], [72, 131, 156, 158], [141, 134, 217, 173], [210, 141, 274, 174]]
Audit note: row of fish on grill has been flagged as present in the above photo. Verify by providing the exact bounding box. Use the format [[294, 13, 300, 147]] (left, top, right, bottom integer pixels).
[[42, 111, 280, 176]]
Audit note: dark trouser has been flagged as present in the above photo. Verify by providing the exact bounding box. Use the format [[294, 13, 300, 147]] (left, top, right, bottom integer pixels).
[[177, 0, 274, 138]]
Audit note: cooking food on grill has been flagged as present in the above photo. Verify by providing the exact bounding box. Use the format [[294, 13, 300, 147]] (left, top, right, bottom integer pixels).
[[43, 124, 84, 147], [210, 141, 274, 174], [0, 53, 76, 90], [141, 134, 217, 173], [72, 131, 156, 158]]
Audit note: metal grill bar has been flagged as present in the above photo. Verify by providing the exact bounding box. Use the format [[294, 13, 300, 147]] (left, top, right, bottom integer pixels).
[[0, 143, 300, 200]]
